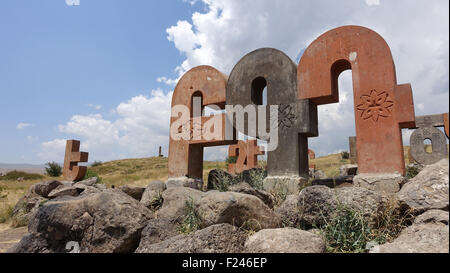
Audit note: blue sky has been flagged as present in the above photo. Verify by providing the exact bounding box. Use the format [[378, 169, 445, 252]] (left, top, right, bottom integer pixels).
[[1, 0, 448, 164]]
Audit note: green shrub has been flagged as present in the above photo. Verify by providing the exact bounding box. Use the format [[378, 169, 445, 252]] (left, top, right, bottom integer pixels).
[[225, 156, 237, 168], [246, 168, 265, 190], [0, 170, 44, 181], [211, 171, 233, 192], [0, 186, 8, 199], [321, 203, 371, 253], [270, 181, 290, 208], [45, 162, 62, 177], [178, 198, 202, 234], [91, 161, 103, 167], [341, 151, 350, 159], [148, 191, 163, 212], [84, 168, 102, 183], [0, 205, 14, 224], [406, 165, 419, 179]]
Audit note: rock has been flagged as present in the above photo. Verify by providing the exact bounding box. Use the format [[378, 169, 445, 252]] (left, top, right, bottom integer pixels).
[[229, 182, 274, 208], [263, 176, 308, 195], [275, 194, 300, 227], [140, 181, 167, 208], [120, 186, 145, 201], [297, 185, 387, 228], [240, 168, 267, 185], [9, 189, 153, 253], [136, 218, 179, 248], [76, 177, 98, 187], [198, 191, 281, 230], [167, 177, 203, 191], [339, 164, 358, 176], [353, 172, 405, 195], [47, 185, 81, 199], [135, 224, 247, 253], [414, 210, 449, 226], [397, 159, 449, 212], [207, 169, 236, 190], [31, 180, 63, 198], [94, 183, 107, 190], [371, 212, 449, 253], [158, 187, 205, 222], [244, 227, 325, 253]]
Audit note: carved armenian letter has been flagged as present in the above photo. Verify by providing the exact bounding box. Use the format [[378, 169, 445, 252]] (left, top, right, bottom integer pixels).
[[298, 25, 416, 175], [63, 139, 88, 181]]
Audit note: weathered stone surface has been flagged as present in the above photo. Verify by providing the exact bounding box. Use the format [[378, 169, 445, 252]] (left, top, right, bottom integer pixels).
[[371, 212, 449, 253], [166, 177, 203, 191], [140, 180, 166, 207], [135, 218, 179, 250], [298, 26, 416, 175], [63, 139, 89, 182], [47, 185, 81, 199], [311, 176, 353, 188], [275, 195, 300, 227], [158, 187, 205, 222], [397, 159, 449, 212], [244, 228, 325, 253], [9, 189, 153, 253], [76, 177, 98, 187], [297, 186, 387, 228], [349, 136, 358, 164], [339, 164, 358, 176], [229, 182, 274, 209], [119, 186, 145, 201], [313, 170, 327, 180], [414, 210, 449, 225], [11, 194, 47, 228], [263, 176, 308, 195], [31, 180, 63, 198], [136, 224, 247, 253], [198, 191, 280, 230], [353, 172, 405, 195]]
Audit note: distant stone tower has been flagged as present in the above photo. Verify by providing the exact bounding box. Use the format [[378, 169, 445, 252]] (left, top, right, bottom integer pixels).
[[158, 146, 163, 157]]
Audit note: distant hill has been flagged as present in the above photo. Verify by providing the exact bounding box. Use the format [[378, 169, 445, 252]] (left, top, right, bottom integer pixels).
[[0, 163, 47, 175]]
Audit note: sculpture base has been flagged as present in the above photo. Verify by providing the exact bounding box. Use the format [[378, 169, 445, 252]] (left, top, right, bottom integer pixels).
[[166, 177, 204, 191], [263, 176, 309, 195], [353, 172, 406, 195]]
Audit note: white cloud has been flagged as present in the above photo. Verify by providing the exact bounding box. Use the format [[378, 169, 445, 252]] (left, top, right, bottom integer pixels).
[[365, 0, 380, 6], [40, 89, 173, 162], [87, 104, 102, 110], [38, 139, 67, 163], [26, 136, 38, 143], [162, 0, 448, 157], [16, 122, 32, 130]]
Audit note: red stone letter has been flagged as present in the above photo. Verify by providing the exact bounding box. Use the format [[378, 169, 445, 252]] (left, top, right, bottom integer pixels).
[[63, 140, 88, 181]]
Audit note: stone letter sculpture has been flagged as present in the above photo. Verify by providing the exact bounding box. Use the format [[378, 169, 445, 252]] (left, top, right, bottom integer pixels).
[[228, 140, 265, 174], [298, 26, 416, 175], [410, 114, 449, 165], [63, 139, 88, 181], [168, 66, 237, 180], [226, 48, 318, 183]]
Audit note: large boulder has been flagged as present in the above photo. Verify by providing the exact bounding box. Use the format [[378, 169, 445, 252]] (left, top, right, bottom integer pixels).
[[157, 187, 205, 222], [9, 189, 153, 253], [11, 194, 47, 228], [290, 185, 387, 228], [198, 191, 281, 230], [229, 182, 274, 209], [353, 172, 405, 195], [371, 210, 449, 253], [275, 194, 300, 227], [397, 159, 449, 213], [140, 181, 167, 208], [207, 169, 236, 190], [135, 224, 247, 253], [47, 185, 81, 199], [135, 218, 179, 248], [244, 228, 325, 253]]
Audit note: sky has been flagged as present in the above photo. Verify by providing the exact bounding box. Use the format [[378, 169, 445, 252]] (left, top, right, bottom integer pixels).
[[0, 0, 448, 164]]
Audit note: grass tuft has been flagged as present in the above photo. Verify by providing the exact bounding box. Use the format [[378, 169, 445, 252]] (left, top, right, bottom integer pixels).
[[178, 198, 202, 235]]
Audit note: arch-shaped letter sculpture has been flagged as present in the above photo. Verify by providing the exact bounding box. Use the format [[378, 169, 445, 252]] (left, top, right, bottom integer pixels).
[[228, 140, 264, 174], [227, 48, 318, 177], [298, 26, 416, 175], [63, 140, 88, 181], [168, 65, 237, 179]]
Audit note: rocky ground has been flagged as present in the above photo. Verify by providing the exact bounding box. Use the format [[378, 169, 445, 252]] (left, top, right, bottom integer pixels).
[[1, 159, 448, 253]]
